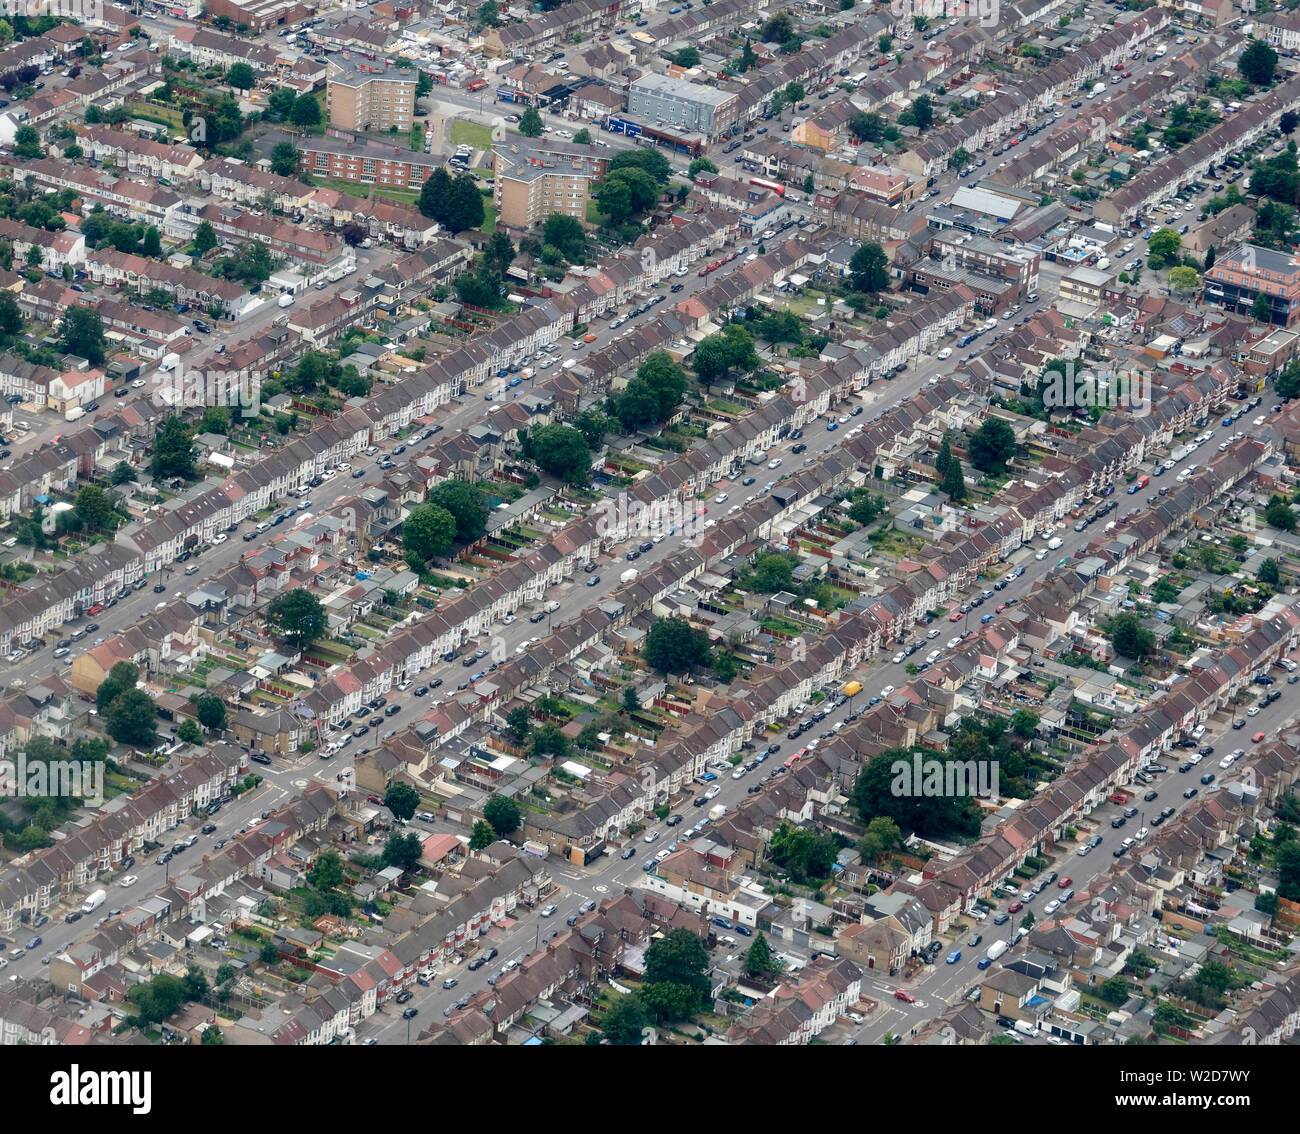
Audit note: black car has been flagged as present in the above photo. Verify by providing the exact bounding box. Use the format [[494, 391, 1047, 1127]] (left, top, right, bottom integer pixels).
[[402, 1007, 419, 1020], [250, 752, 272, 765], [792, 443, 807, 454], [1201, 772, 1215, 784], [666, 814, 683, 826], [201, 823, 217, 834], [1111, 816, 1126, 828], [430, 678, 443, 689], [413, 686, 428, 696], [1143, 790, 1159, 802], [1184, 786, 1199, 798]]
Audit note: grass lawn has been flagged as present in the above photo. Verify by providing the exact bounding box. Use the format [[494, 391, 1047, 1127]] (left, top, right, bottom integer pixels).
[[586, 199, 606, 226], [481, 202, 497, 233], [450, 120, 495, 151]]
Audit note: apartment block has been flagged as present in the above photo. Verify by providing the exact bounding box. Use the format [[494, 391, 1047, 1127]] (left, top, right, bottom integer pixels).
[[492, 139, 606, 231], [1203, 243, 1300, 329], [326, 59, 417, 133]]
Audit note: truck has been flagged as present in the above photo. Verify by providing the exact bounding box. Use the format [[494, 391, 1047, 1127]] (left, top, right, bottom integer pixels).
[[985, 939, 1009, 962], [466, 77, 488, 91], [64, 406, 86, 422], [843, 680, 863, 698], [81, 888, 107, 914], [1135, 474, 1150, 489], [620, 568, 638, 583], [544, 600, 560, 613], [277, 292, 295, 308], [1154, 44, 1166, 57], [709, 804, 726, 821], [1046, 536, 1063, 550], [158, 352, 180, 373]]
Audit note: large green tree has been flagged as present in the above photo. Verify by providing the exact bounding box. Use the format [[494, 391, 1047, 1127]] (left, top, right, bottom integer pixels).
[[968, 418, 1016, 474], [60, 305, 106, 364], [266, 588, 327, 650], [150, 417, 197, 481], [483, 794, 521, 838], [643, 617, 712, 674], [403, 503, 457, 565], [525, 423, 591, 483], [428, 479, 489, 543]]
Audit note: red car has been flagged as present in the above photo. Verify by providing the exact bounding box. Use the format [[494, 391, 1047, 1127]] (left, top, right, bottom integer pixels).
[[1121, 70, 1131, 77], [87, 604, 104, 616], [1008, 901, 1023, 913], [894, 989, 916, 1003], [948, 611, 963, 622], [1252, 731, 1265, 743], [996, 603, 1008, 613], [1057, 876, 1073, 889]]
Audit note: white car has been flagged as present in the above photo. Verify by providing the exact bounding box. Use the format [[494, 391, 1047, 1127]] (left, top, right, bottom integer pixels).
[[212, 533, 227, 544], [926, 650, 942, 663], [927, 628, 941, 639], [879, 684, 895, 697], [936, 347, 953, 361], [643, 830, 660, 844], [947, 636, 962, 649], [1043, 899, 1060, 914], [715, 493, 728, 503], [892, 652, 906, 664], [501, 614, 517, 625], [119, 874, 138, 887]]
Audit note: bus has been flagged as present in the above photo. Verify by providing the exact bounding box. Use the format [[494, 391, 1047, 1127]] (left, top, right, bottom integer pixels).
[[749, 176, 786, 197]]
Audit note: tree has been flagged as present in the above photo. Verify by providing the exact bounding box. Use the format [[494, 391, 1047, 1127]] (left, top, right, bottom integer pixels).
[[743, 932, 783, 979], [935, 436, 953, 477], [573, 127, 591, 144], [803, 173, 815, 195], [195, 694, 227, 731], [759, 12, 794, 43], [193, 220, 217, 257], [201, 1026, 225, 1045], [12, 125, 41, 159], [608, 148, 672, 185], [485, 230, 515, 277], [59, 305, 106, 365], [478, 0, 499, 25], [688, 156, 718, 179], [601, 993, 650, 1044], [859, 816, 902, 863], [270, 141, 299, 177], [267, 86, 297, 122], [307, 849, 345, 891], [1267, 495, 1296, 532], [226, 61, 254, 90], [519, 106, 544, 137], [483, 794, 521, 838], [526, 423, 591, 484], [73, 485, 114, 530], [941, 456, 966, 502], [595, 176, 634, 225], [1253, 291, 1272, 323], [849, 242, 889, 293], [266, 587, 327, 650], [382, 830, 423, 871], [503, 706, 531, 746], [542, 213, 586, 262], [289, 92, 321, 129], [1110, 612, 1154, 660], [1240, 39, 1278, 87], [769, 821, 838, 883], [429, 479, 489, 543], [1010, 709, 1040, 740], [111, 461, 135, 486], [142, 227, 162, 258], [1146, 228, 1181, 270], [384, 782, 420, 821], [106, 689, 158, 747], [177, 718, 203, 744], [444, 174, 485, 233], [403, 502, 457, 565], [528, 722, 571, 760], [260, 941, 281, 965], [469, 820, 496, 850], [673, 46, 700, 67], [968, 418, 1016, 474], [1168, 265, 1199, 294], [419, 166, 452, 220], [641, 928, 710, 1020], [1259, 558, 1282, 586], [643, 617, 712, 674]]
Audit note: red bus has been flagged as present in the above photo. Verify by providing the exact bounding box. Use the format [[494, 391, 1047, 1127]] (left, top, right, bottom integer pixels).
[[467, 77, 487, 91], [750, 177, 786, 197]]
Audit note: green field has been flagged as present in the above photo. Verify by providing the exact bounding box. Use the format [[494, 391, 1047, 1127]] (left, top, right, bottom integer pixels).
[[450, 120, 495, 151]]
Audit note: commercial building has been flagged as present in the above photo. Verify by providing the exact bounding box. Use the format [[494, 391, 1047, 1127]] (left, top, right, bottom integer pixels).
[[1203, 243, 1300, 328], [326, 59, 417, 133], [626, 73, 738, 142]]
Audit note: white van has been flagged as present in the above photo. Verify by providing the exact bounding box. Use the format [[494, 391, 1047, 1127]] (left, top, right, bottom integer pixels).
[[277, 292, 295, 308]]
